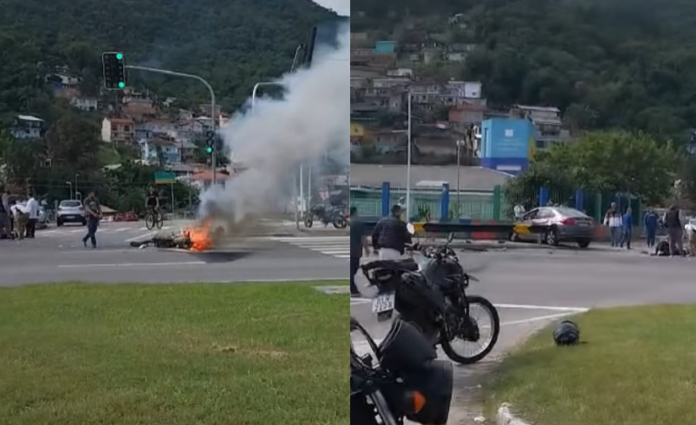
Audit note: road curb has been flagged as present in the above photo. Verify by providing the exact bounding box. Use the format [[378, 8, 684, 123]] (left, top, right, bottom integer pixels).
[[496, 403, 530, 425]]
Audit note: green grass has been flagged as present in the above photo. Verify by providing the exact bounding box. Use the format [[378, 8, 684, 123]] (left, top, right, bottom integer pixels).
[[0, 281, 348, 425], [484, 305, 696, 425]]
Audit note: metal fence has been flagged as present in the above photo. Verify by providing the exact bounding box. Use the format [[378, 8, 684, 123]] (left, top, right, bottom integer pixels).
[[350, 184, 501, 221], [351, 183, 644, 224]]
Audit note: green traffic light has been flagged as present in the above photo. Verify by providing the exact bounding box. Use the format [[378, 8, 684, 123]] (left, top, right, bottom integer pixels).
[[206, 147, 213, 153], [116, 53, 123, 60], [118, 82, 125, 89]]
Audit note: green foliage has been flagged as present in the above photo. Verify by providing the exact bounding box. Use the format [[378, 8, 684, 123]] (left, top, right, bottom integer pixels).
[[354, 0, 696, 142], [0, 0, 335, 115], [504, 131, 677, 207]]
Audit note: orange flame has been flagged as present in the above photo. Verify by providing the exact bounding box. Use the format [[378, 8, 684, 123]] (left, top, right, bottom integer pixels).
[[184, 219, 214, 251]]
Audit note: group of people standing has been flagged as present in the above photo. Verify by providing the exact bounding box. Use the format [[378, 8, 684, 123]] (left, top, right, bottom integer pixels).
[[0, 189, 41, 240], [604, 202, 693, 256], [0, 187, 102, 247]]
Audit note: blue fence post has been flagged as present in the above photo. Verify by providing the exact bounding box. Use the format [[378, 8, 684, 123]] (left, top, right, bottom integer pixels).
[[381, 182, 390, 217], [441, 183, 450, 221], [539, 187, 549, 207], [575, 189, 585, 212]]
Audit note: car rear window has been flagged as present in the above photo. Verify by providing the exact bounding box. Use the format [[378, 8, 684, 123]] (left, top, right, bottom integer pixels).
[[60, 201, 82, 208], [555, 208, 588, 218]]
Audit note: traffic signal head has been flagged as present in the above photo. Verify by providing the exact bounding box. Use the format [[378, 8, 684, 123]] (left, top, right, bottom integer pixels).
[[102, 52, 126, 90], [206, 146, 213, 154]]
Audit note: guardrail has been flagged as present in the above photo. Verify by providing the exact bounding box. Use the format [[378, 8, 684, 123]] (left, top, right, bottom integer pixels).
[[361, 220, 547, 240]]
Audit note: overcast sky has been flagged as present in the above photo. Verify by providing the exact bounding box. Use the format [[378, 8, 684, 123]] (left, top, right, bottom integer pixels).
[[312, 0, 349, 16]]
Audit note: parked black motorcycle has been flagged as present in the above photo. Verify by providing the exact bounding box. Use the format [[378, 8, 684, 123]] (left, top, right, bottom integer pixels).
[[361, 229, 500, 365], [351, 316, 453, 425], [303, 204, 347, 229]]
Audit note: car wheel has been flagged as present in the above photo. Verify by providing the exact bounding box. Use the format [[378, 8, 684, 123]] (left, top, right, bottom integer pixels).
[[57, 220, 63, 227], [577, 239, 591, 248], [545, 227, 559, 246], [82, 220, 87, 226]]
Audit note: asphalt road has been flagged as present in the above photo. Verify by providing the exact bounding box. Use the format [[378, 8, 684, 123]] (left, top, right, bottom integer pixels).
[[351, 245, 696, 424], [0, 222, 349, 286]]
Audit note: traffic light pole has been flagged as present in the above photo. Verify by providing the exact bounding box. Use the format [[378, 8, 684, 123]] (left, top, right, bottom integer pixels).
[[125, 65, 218, 185]]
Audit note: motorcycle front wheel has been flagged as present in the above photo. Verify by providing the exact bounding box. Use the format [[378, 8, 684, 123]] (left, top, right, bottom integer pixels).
[[440, 295, 500, 365], [304, 215, 313, 228]]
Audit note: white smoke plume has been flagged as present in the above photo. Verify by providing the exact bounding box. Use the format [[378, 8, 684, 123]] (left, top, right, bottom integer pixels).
[[198, 24, 349, 223]]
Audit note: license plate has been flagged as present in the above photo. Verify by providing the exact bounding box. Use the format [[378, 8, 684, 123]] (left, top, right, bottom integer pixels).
[[578, 222, 590, 227], [372, 293, 395, 313]]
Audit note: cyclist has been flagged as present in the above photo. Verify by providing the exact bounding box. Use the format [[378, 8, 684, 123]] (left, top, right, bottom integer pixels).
[[145, 187, 160, 219]]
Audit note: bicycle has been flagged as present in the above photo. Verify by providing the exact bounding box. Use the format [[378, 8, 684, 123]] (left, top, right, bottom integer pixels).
[[145, 209, 164, 230]]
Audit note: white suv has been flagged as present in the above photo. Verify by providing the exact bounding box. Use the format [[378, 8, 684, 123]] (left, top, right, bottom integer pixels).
[[57, 200, 86, 226]]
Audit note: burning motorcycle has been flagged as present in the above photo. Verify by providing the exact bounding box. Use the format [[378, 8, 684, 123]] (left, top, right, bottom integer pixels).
[[351, 316, 453, 425], [361, 226, 500, 365]]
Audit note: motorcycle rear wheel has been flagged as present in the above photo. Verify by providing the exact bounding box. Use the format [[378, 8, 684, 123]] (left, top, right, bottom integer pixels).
[[440, 295, 500, 365], [333, 215, 348, 229]]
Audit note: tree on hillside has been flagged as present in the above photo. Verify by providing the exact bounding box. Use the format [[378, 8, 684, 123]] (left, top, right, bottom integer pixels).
[[45, 112, 101, 172], [504, 131, 677, 208]]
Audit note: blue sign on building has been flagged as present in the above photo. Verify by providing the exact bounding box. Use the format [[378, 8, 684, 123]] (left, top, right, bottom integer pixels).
[[480, 118, 534, 175]]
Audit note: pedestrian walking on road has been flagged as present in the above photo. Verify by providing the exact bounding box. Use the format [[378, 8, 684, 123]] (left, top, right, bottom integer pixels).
[[620, 207, 633, 249], [372, 204, 412, 260], [663, 204, 685, 256], [644, 208, 658, 248], [82, 192, 102, 248], [25, 193, 39, 238], [349, 207, 369, 297], [603, 202, 622, 247]]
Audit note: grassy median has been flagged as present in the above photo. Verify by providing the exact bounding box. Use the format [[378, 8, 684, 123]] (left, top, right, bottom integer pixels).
[[0, 281, 348, 425], [485, 305, 696, 425]]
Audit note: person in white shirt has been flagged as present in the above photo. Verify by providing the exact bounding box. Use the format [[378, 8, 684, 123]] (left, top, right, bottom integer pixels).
[[10, 201, 28, 240], [603, 202, 623, 247], [25, 195, 39, 238]]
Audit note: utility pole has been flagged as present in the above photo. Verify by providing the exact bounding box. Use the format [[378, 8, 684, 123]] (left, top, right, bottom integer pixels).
[[125, 65, 217, 185]]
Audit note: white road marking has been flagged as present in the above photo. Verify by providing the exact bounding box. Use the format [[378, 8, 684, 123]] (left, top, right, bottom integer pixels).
[[68, 229, 83, 233], [113, 228, 130, 232], [495, 303, 589, 312], [272, 236, 349, 259], [57, 261, 206, 268], [500, 312, 581, 326]]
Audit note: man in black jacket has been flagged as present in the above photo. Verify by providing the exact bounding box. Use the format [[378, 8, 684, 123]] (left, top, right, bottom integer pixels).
[[372, 204, 412, 260], [663, 205, 685, 256]]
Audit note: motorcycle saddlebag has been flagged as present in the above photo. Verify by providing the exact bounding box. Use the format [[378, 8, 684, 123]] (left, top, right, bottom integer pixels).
[[378, 318, 437, 373], [403, 359, 453, 425]]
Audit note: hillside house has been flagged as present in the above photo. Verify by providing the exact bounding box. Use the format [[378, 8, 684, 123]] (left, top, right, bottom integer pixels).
[[509, 105, 575, 150], [46, 73, 81, 99], [10, 115, 44, 139], [139, 136, 181, 165], [70, 97, 98, 111], [101, 117, 134, 144], [123, 98, 158, 121]]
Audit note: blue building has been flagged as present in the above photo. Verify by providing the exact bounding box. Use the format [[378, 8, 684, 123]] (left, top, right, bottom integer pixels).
[[479, 118, 535, 175]]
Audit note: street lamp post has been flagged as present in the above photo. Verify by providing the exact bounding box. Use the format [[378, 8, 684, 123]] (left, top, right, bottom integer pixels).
[[74, 174, 79, 200], [66, 182, 72, 199], [456, 140, 462, 210], [406, 92, 412, 221], [125, 65, 217, 185]]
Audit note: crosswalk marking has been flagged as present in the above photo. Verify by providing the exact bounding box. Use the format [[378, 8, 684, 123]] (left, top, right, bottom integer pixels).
[[272, 236, 349, 259]]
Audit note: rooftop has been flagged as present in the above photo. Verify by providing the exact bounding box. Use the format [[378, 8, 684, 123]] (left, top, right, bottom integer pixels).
[[17, 115, 43, 122], [514, 105, 561, 113]]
